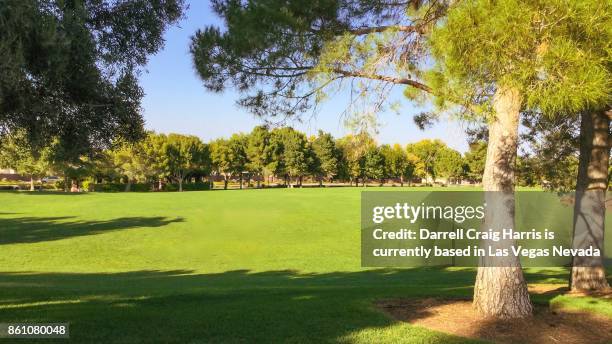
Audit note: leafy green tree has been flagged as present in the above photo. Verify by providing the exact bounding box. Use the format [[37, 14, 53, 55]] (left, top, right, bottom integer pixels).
[[227, 134, 249, 189], [520, 113, 578, 190], [463, 141, 487, 183], [210, 134, 248, 190], [89, 151, 120, 184], [404, 152, 422, 186], [433, 147, 463, 185], [165, 134, 209, 192], [210, 138, 231, 189], [0, 0, 185, 156], [112, 143, 148, 191], [337, 132, 375, 186], [281, 129, 310, 187], [381, 143, 416, 186], [246, 126, 271, 187], [46, 138, 95, 192], [141, 133, 171, 190], [311, 130, 339, 185], [0, 130, 51, 190], [428, 0, 610, 317], [520, 109, 611, 291], [364, 146, 385, 186], [264, 128, 288, 185], [190, 1, 439, 119], [406, 139, 446, 183], [515, 155, 540, 187]]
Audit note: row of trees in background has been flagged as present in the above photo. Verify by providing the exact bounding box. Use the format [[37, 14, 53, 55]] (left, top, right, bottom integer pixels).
[[1, 122, 584, 192], [1, 125, 491, 191]]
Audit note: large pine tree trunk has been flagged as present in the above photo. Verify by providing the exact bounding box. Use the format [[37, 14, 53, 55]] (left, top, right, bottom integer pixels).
[[29, 176, 35, 191], [570, 108, 611, 291], [473, 87, 532, 319]]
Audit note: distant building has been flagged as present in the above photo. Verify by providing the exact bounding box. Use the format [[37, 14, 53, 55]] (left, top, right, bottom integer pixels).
[[0, 168, 27, 182], [0, 168, 16, 174]]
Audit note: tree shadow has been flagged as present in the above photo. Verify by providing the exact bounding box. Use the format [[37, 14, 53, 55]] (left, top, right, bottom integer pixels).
[[0, 268, 596, 343], [0, 216, 184, 245], [0, 268, 475, 343]]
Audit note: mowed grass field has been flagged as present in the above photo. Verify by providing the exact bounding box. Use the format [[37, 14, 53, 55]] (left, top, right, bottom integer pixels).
[[0, 188, 610, 343]]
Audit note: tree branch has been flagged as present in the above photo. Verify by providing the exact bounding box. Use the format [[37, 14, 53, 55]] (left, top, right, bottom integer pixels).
[[347, 25, 424, 35], [332, 68, 432, 93]]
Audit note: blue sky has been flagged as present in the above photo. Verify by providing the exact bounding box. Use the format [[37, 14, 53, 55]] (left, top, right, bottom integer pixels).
[[138, 1, 469, 152]]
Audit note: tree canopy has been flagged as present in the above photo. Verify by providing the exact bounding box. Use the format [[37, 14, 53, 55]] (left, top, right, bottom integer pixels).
[[190, 0, 443, 120], [428, 0, 611, 117], [0, 0, 185, 152]]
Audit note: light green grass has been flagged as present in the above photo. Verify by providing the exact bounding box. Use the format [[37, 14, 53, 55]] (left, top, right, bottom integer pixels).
[[0, 188, 609, 343]]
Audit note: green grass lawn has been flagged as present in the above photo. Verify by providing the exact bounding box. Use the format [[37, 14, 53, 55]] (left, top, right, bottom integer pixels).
[[0, 188, 609, 343]]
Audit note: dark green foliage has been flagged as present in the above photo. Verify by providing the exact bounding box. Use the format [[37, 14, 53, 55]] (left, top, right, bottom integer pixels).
[[428, 0, 610, 117], [165, 133, 211, 191], [463, 141, 487, 183], [433, 147, 463, 183], [190, 0, 434, 119], [363, 146, 385, 183], [406, 139, 446, 182], [163, 182, 212, 192], [0, 0, 184, 152], [279, 128, 310, 183], [90, 181, 211, 192], [520, 112, 581, 191], [311, 130, 340, 181], [246, 126, 272, 177]]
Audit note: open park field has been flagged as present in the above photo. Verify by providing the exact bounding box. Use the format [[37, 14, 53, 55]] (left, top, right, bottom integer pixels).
[[1, 188, 610, 343]]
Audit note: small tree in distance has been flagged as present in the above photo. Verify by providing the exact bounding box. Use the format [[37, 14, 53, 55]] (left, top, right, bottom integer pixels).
[[0, 130, 51, 191], [311, 130, 340, 186]]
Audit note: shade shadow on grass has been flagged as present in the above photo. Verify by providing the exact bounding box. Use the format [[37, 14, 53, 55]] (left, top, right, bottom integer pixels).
[[0, 268, 586, 343], [0, 216, 183, 245]]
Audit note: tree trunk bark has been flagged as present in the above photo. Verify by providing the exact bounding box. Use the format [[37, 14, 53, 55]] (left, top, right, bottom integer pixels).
[[178, 178, 183, 192], [570, 108, 611, 291], [473, 87, 532, 319], [125, 179, 132, 192], [239, 174, 243, 189], [223, 176, 228, 190], [30, 175, 35, 191]]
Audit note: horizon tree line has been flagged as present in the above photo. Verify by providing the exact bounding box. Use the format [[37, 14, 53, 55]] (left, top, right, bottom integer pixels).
[[1, 125, 491, 191]]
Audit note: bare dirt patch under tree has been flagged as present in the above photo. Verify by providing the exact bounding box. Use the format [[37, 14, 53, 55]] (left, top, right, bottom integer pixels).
[[376, 295, 612, 344]]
